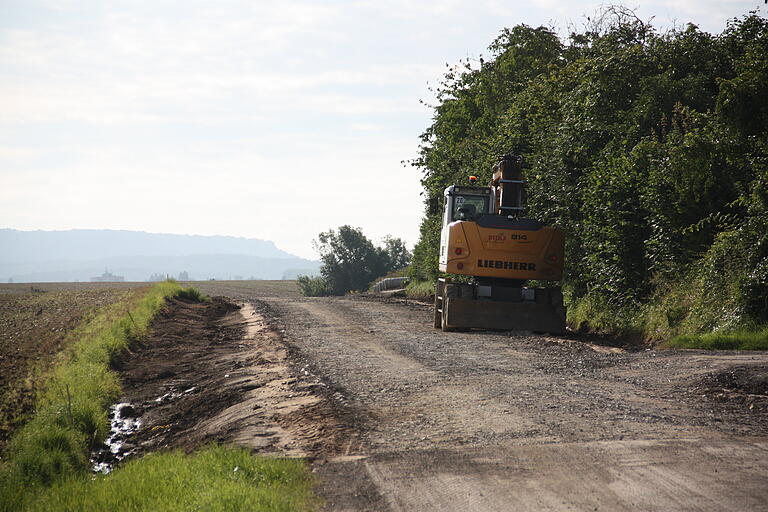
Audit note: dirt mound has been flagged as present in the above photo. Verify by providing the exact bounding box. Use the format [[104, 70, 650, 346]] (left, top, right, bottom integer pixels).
[[96, 296, 351, 469], [711, 365, 768, 395], [698, 365, 768, 414]]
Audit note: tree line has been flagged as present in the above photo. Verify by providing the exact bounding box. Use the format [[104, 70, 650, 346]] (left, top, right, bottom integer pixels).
[[408, 8, 768, 337]]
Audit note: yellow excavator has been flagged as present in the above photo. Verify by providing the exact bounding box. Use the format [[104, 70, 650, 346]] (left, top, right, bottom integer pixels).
[[434, 154, 566, 333]]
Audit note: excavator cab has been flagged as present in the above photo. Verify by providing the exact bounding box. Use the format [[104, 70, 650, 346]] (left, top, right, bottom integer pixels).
[[442, 186, 493, 223]]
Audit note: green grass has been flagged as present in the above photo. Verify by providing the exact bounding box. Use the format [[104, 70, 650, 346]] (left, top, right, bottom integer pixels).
[[665, 328, 768, 350], [17, 445, 316, 512], [565, 292, 644, 339], [175, 286, 211, 302], [0, 281, 308, 512], [405, 279, 435, 301], [565, 282, 768, 350], [296, 275, 330, 297]]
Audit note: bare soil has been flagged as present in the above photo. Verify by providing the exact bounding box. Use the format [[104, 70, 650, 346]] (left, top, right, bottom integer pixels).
[[103, 295, 350, 465], [0, 281, 149, 295]]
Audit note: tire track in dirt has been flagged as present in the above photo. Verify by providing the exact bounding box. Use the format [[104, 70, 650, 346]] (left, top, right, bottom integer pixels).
[[265, 297, 768, 449]]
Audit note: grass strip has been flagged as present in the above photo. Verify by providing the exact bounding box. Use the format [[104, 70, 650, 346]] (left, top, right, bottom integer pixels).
[[405, 279, 435, 301], [665, 328, 768, 350], [19, 445, 315, 512]]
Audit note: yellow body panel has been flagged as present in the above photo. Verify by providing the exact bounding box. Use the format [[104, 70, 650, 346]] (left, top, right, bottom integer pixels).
[[439, 220, 564, 281]]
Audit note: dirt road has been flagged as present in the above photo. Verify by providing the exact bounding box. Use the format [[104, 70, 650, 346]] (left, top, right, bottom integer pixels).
[[195, 281, 768, 511]]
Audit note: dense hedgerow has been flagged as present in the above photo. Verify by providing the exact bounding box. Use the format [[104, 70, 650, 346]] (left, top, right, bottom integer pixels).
[[410, 8, 768, 339]]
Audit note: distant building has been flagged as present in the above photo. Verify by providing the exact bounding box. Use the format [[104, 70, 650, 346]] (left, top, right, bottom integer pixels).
[[90, 269, 125, 282]]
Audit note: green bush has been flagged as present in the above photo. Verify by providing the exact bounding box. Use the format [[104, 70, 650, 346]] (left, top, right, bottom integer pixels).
[[405, 279, 436, 301], [297, 275, 330, 297], [566, 292, 643, 339], [310, 226, 412, 295], [175, 287, 210, 302]]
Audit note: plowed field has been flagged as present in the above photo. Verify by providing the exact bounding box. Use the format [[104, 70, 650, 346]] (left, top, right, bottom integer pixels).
[[0, 284, 145, 454]]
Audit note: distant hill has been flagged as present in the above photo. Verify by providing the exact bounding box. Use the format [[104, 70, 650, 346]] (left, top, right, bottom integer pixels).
[[0, 229, 319, 282], [0, 229, 294, 262]]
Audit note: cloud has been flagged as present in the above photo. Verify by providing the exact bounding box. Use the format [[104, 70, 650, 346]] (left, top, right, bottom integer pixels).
[[0, 146, 38, 160], [0, 2, 441, 126]]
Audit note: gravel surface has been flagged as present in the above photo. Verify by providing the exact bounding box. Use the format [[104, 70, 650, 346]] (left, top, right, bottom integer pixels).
[[193, 281, 768, 511], [252, 295, 768, 448]]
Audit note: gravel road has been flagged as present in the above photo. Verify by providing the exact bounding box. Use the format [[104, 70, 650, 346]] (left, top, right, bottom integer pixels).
[[195, 281, 768, 511]]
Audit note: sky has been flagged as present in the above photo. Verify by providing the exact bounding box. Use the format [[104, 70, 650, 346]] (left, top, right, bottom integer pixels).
[[0, 0, 763, 259]]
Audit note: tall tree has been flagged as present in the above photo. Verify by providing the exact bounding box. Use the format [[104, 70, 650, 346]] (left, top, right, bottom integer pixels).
[[303, 226, 411, 296]]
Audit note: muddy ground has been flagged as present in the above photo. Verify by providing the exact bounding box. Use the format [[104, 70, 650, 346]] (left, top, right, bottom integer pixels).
[[100, 295, 351, 468]]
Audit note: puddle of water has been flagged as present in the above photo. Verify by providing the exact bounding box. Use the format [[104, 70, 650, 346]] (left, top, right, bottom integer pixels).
[[91, 402, 142, 474], [154, 392, 181, 403], [153, 386, 197, 404], [91, 388, 200, 473]]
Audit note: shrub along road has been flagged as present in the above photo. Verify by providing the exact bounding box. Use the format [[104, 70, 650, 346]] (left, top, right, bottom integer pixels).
[[194, 281, 768, 511]]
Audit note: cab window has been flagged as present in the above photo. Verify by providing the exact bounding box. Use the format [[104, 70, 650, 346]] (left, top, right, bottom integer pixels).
[[452, 195, 489, 221]]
